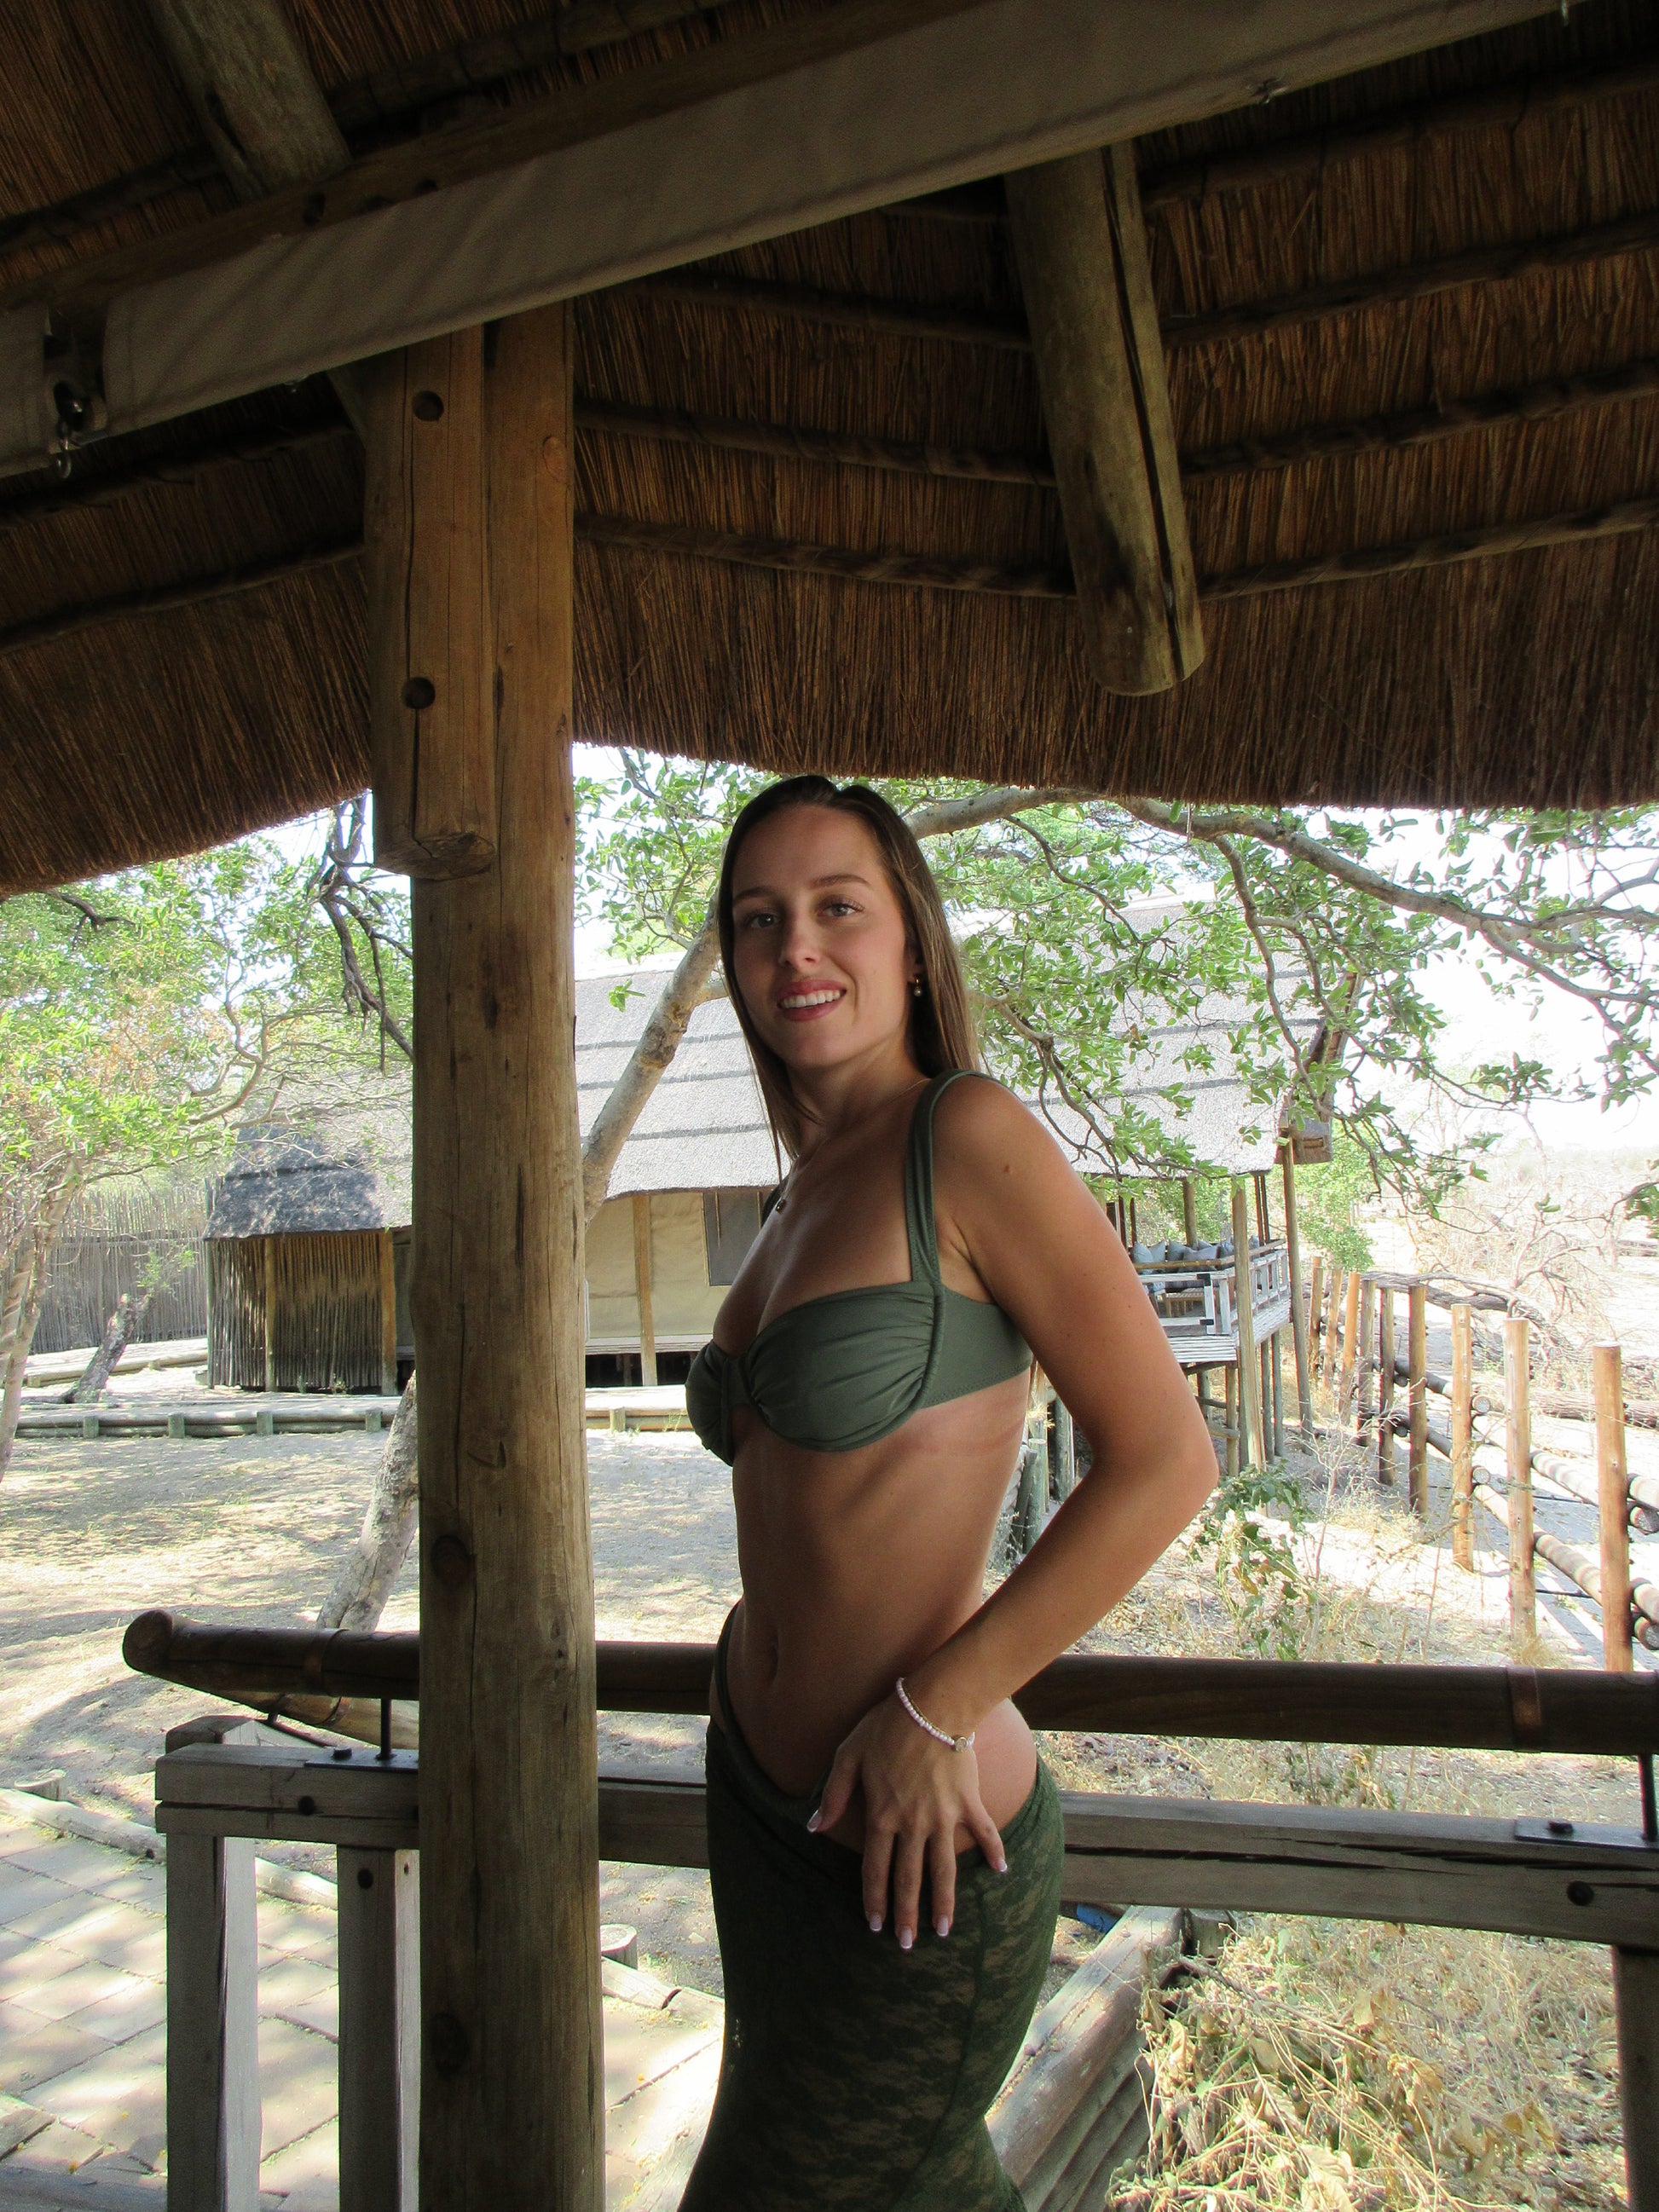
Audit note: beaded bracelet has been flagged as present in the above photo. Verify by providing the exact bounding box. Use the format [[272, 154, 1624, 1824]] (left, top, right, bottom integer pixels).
[[894, 1676, 974, 1754]]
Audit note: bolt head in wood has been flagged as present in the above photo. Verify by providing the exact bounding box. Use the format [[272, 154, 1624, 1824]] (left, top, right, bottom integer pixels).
[[412, 390, 444, 422], [402, 676, 436, 710]]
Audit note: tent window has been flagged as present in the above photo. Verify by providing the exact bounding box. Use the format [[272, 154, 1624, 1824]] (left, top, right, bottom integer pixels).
[[702, 1190, 763, 1285]]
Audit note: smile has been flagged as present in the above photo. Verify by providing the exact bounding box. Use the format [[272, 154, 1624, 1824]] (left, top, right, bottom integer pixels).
[[777, 985, 846, 1018]]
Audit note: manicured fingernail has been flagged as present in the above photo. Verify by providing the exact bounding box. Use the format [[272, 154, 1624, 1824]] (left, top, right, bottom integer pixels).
[[868, 1914, 882, 1932], [806, 1811, 821, 1832], [994, 1858, 1009, 1874], [935, 1917, 951, 1938], [899, 1928, 913, 1951]]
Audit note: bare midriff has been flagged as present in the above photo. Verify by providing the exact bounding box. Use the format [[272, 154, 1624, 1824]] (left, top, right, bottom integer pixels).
[[714, 1373, 1039, 1850]]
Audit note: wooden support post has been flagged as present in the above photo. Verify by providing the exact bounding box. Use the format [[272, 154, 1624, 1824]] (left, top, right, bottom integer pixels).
[[1182, 1178, 1198, 1246], [1231, 1182, 1263, 1468], [262, 1237, 276, 1395], [1270, 1328, 1284, 1459], [1253, 1170, 1270, 1243], [379, 1229, 398, 1397], [338, 1847, 419, 2212], [1614, 1944, 1659, 2210], [1506, 1313, 1536, 1652], [1377, 1289, 1396, 1486], [1260, 1337, 1273, 1461], [1223, 1366, 1239, 1477], [1051, 1395, 1078, 1501], [1306, 1253, 1325, 1392], [1281, 1146, 1313, 1438], [1356, 1277, 1376, 1442], [369, 303, 603, 2211], [166, 1832, 259, 2212], [1408, 1280, 1429, 1515], [1003, 143, 1202, 694], [1596, 1343, 1634, 1672], [1339, 1268, 1361, 1424], [1450, 1303, 1474, 1571], [631, 1191, 657, 1389]]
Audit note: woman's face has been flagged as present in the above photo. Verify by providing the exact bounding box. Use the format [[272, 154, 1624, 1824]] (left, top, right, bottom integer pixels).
[[728, 806, 918, 1079]]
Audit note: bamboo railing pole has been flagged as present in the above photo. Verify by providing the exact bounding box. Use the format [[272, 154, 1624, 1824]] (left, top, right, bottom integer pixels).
[[1595, 1343, 1634, 1672], [1408, 1281, 1429, 1515], [1280, 1146, 1313, 1437], [1377, 1290, 1396, 1486], [1450, 1303, 1474, 1571], [1340, 1268, 1361, 1426], [1506, 1314, 1536, 1651]]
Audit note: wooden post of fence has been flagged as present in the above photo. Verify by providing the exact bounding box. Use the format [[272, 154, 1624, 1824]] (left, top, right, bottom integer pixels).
[[1328, 1269, 1348, 1407], [631, 1191, 657, 1389], [1269, 1329, 1284, 1459], [1339, 1268, 1361, 1425], [1595, 1343, 1633, 1672], [1231, 1181, 1264, 1468], [1280, 1144, 1313, 1438], [1377, 1287, 1396, 1485], [1356, 1276, 1376, 1444], [1450, 1302, 1474, 1571], [1051, 1394, 1078, 1501], [1223, 1366, 1239, 1477], [1613, 1945, 1659, 2211], [1408, 1279, 1429, 1515], [1505, 1312, 1535, 1651], [1306, 1254, 1325, 1395]]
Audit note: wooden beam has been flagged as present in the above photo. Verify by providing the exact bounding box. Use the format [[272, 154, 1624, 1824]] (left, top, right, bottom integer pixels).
[[391, 303, 603, 2209], [575, 396, 1055, 485], [1004, 145, 1201, 693], [631, 1192, 657, 1388], [1181, 355, 1659, 481], [1139, 51, 1659, 212], [579, 513, 1072, 596], [366, 335, 494, 878], [142, 0, 366, 436], [379, 1230, 398, 1397], [1230, 1181, 1263, 1465], [1166, 205, 1659, 355], [9, 488, 1659, 670]]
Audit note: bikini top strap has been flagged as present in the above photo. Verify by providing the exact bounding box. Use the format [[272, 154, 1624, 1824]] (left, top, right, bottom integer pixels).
[[904, 1068, 979, 1283]]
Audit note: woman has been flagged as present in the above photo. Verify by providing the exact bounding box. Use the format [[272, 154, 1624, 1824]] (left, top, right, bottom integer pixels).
[[680, 776, 1217, 2210]]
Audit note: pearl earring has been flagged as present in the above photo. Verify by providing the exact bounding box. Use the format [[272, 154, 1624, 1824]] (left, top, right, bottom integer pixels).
[[910, 976, 924, 998]]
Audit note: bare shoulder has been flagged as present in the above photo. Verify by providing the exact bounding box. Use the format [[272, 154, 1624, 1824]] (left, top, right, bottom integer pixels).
[[932, 1072, 1075, 1206]]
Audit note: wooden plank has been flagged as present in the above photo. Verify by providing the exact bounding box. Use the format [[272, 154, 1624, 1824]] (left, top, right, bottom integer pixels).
[[1614, 1943, 1659, 2211], [989, 1906, 1180, 2191], [1003, 143, 1200, 694], [632, 1192, 657, 1389], [366, 333, 494, 879], [379, 1231, 398, 1397], [406, 300, 603, 2212], [157, 1742, 420, 1820], [338, 1847, 419, 2212], [1051, 1396, 1077, 1502], [1451, 1302, 1475, 1570], [1408, 1279, 1429, 1512], [165, 1832, 260, 2212], [1058, 1793, 1659, 1949], [1506, 1313, 1536, 1649], [1598, 1343, 1634, 1672]]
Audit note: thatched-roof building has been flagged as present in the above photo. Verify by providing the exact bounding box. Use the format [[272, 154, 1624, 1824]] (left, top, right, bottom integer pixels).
[[9, 4, 1658, 2195]]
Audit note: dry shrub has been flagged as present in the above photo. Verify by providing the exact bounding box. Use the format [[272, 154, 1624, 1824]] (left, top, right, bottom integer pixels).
[[1119, 1917, 1620, 2212]]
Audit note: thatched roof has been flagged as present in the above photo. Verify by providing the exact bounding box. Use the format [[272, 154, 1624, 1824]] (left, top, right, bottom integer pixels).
[[3, 2, 1657, 895], [207, 953, 1314, 1234]]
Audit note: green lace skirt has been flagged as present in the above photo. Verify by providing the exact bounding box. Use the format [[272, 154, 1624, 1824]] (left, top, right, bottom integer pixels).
[[678, 1660, 1064, 2212]]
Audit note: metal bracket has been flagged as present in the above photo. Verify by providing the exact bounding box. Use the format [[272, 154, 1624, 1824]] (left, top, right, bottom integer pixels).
[[305, 1747, 419, 1774], [1514, 1816, 1659, 1855]]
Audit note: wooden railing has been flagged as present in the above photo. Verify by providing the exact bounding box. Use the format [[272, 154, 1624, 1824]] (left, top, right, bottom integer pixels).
[[127, 1615, 1659, 2212]]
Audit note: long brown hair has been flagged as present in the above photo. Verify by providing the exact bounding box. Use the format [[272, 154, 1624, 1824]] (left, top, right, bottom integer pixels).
[[716, 776, 978, 1159]]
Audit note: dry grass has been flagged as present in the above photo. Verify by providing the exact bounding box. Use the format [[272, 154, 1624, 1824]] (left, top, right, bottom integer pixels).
[[1031, 1424, 1633, 2210]]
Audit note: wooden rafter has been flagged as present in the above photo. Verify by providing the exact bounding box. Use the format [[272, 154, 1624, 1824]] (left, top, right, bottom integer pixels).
[[1004, 145, 1200, 693]]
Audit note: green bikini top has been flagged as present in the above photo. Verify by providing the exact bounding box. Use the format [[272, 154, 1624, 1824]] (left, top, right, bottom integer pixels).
[[686, 1070, 1032, 1465]]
